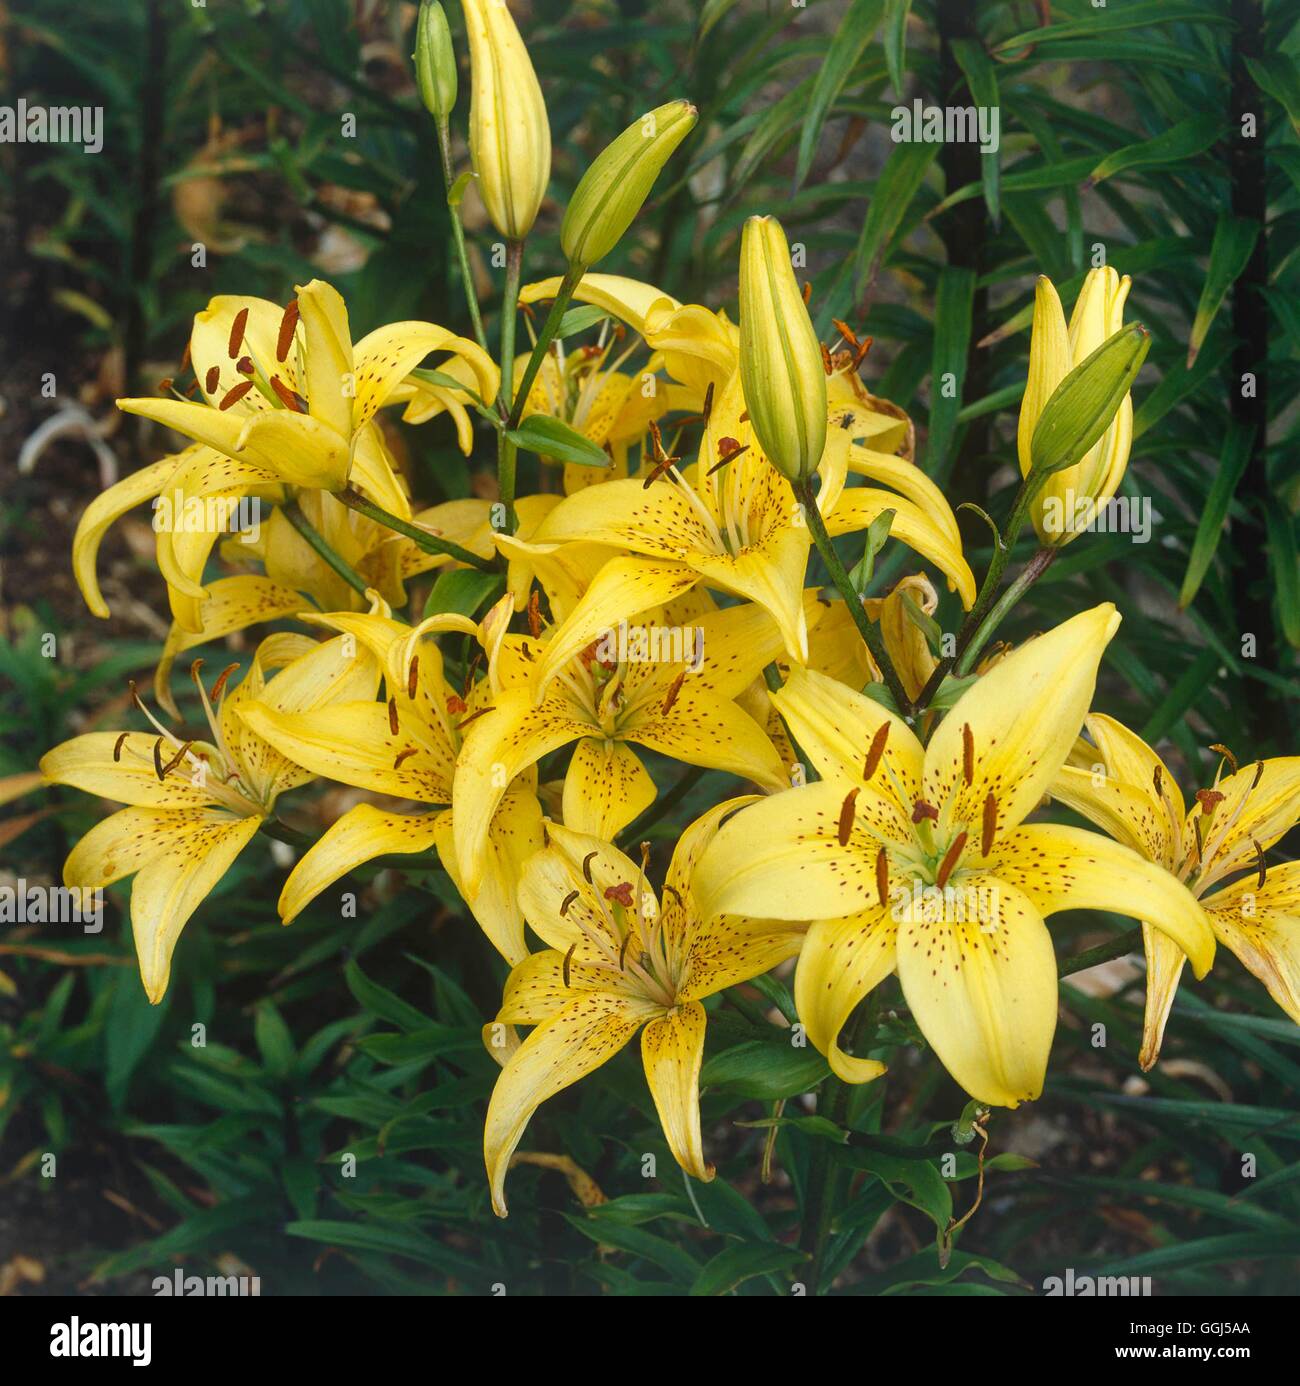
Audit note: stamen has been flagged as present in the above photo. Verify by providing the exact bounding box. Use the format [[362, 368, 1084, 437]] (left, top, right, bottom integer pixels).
[[819, 342, 834, 375], [801, 281, 812, 306], [961, 723, 974, 787], [179, 339, 192, 373], [1195, 788, 1224, 816], [236, 355, 254, 376], [875, 847, 889, 908], [563, 943, 576, 988], [706, 441, 750, 476], [560, 889, 579, 917], [269, 375, 303, 412], [205, 366, 220, 394], [228, 307, 249, 359], [1253, 837, 1267, 888], [604, 882, 634, 907], [1152, 764, 1162, 796], [832, 317, 859, 349], [455, 706, 492, 731], [392, 747, 418, 769], [981, 792, 998, 857], [209, 662, 240, 703], [1193, 815, 1205, 863], [218, 381, 254, 410], [527, 588, 541, 639], [582, 851, 598, 884], [112, 732, 129, 762], [837, 788, 859, 846], [276, 299, 299, 362], [446, 694, 468, 716], [152, 737, 166, 781], [863, 722, 890, 781], [851, 335, 874, 370], [1251, 760, 1265, 791], [618, 934, 632, 971], [158, 377, 174, 393], [701, 380, 715, 426], [912, 799, 939, 825], [661, 671, 686, 716], [935, 831, 968, 889], [160, 740, 194, 777], [663, 884, 683, 908], [388, 697, 400, 735], [1210, 743, 1238, 774]]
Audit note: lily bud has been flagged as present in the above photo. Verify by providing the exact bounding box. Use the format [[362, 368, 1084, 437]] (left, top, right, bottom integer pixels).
[[738, 215, 827, 484], [1018, 269, 1138, 546], [560, 100, 697, 269], [462, 0, 551, 240], [414, 0, 457, 119]]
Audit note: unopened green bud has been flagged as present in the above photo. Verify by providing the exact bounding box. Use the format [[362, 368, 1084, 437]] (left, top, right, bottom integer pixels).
[[414, 1, 457, 119], [1029, 321, 1149, 479], [738, 215, 827, 483], [561, 100, 697, 268]]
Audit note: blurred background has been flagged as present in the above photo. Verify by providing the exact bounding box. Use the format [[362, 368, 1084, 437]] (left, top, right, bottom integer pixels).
[[1, 0, 1299, 1295]]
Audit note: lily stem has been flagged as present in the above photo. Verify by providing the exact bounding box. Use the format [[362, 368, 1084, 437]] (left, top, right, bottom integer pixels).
[[1058, 925, 1143, 978], [496, 238, 525, 534], [798, 479, 912, 715], [334, 488, 496, 573], [281, 499, 369, 597], [955, 545, 1058, 675], [507, 260, 586, 432], [435, 115, 487, 352]]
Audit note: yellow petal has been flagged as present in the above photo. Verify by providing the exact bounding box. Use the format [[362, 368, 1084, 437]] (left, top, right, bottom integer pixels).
[[793, 910, 893, 1083], [1049, 767, 1178, 867], [1016, 275, 1071, 478], [351, 321, 498, 429], [234, 411, 351, 491], [116, 395, 249, 459], [296, 278, 355, 438], [1203, 863, 1300, 1025], [63, 804, 232, 888], [642, 1001, 714, 1182], [679, 911, 805, 1002], [824, 487, 976, 610], [1196, 756, 1300, 869], [562, 737, 657, 840], [686, 525, 811, 664], [848, 447, 961, 547], [984, 822, 1215, 978], [435, 787, 544, 965], [279, 803, 441, 925], [130, 812, 263, 1003], [519, 273, 681, 340], [770, 665, 923, 806], [72, 457, 176, 618], [896, 876, 1057, 1108], [484, 991, 653, 1216], [452, 688, 590, 893], [692, 780, 910, 924], [238, 701, 452, 803], [495, 949, 608, 1024], [1139, 923, 1186, 1071], [153, 575, 304, 720], [190, 295, 298, 409], [924, 602, 1120, 838], [41, 733, 218, 809], [535, 476, 717, 560], [530, 557, 700, 698], [624, 687, 788, 792]]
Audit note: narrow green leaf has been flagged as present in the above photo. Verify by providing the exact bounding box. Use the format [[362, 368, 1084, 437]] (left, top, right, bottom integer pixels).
[[506, 414, 611, 468], [927, 266, 976, 481], [690, 1242, 809, 1296], [950, 38, 1000, 226], [423, 568, 504, 621], [1178, 421, 1254, 607], [344, 958, 430, 1032], [882, 0, 912, 98], [1088, 114, 1222, 185], [851, 139, 937, 300], [1188, 215, 1259, 366], [1245, 54, 1300, 135], [794, 0, 885, 189]]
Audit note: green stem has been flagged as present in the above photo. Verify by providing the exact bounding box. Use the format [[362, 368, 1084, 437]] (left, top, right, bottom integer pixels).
[[955, 545, 1057, 675], [497, 238, 525, 533], [507, 260, 585, 430], [802, 1073, 851, 1295], [799, 479, 912, 714], [1058, 926, 1143, 978], [281, 499, 369, 597], [334, 488, 496, 572], [435, 116, 487, 351]]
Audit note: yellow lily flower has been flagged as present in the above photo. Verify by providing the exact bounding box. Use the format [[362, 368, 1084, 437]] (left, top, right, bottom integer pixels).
[[1051, 715, 1300, 1067], [484, 807, 804, 1215], [1018, 269, 1133, 546], [39, 631, 380, 1001], [452, 586, 797, 896], [116, 283, 497, 494], [234, 599, 544, 964], [693, 604, 1216, 1108], [521, 366, 974, 686]]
